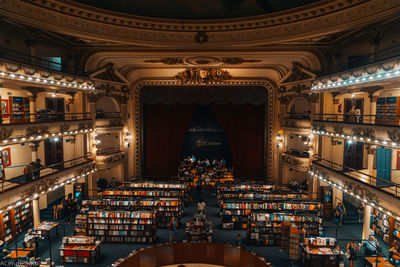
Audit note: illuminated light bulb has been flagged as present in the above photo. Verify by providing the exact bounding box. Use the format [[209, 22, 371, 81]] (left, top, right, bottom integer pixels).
[[30, 136, 34, 140], [387, 212, 392, 216], [386, 73, 391, 77], [51, 133, 55, 136], [19, 75, 25, 79], [348, 140, 353, 144], [12, 138, 17, 142], [397, 216, 400, 221], [367, 138, 371, 142], [341, 134, 345, 138], [21, 138, 26, 141], [361, 77, 367, 81], [350, 192, 354, 196], [369, 76, 374, 80], [50, 80, 54, 84], [62, 82, 67, 86], [377, 74, 382, 78], [355, 79, 360, 82], [382, 141, 388, 145], [43, 80, 48, 83], [375, 140, 379, 143], [363, 199, 367, 203], [379, 207, 383, 211], [370, 203, 375, 207], [360, 137, 364, 141], [0, 72, 5, 76], [37, 135, 42, 139], [10, 74, 16, 78], [57, 81, 60, 85], [35, 78, 41, 82], [27, 77, 33, 81], [356, 195, 360, 199], [58, 132, 62, 136]]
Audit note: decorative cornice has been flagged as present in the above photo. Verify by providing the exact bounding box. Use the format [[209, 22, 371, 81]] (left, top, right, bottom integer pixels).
[[1, 0, 399, 46], [174, 68, 231, 84]]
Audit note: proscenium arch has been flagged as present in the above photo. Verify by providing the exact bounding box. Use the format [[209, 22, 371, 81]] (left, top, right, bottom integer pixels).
[[129, 78, 278, 180]]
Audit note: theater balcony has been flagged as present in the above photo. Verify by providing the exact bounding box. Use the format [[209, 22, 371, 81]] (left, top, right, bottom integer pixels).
[[0, 47, 94, 91], [282, 152, 310, 172], [0, 154, 95, 211], [282, 113, 311, 133], [311, 157, 400, 216]]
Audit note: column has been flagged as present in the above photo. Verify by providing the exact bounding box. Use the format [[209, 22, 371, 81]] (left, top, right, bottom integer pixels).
[[29, 96, 37, 122], [309, 174, 318, 199], [32, 199, 40, 226], [28, 141, 40, 162], [362, 204, 372, 240], [87, 173, 97, 197], [369, 97, 377, 124], [332, 186, 343, 209]]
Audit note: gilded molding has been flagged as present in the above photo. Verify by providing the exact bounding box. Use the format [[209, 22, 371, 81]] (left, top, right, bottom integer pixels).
[[1, 0, 399, 46], [174, 68, 231, 84], [131, 78, 276, 179]]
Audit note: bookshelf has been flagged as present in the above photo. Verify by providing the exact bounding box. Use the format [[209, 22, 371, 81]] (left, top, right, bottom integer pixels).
[[14, 203, 33, 235], [289, 225, 300, 260], [0, 151, 5, 180], [74, 214, 87, 235], [371, 208, 391, 244], [128, 182, 185, 190], [86, 211, 156, 243], [82, 198, 183, 227], [103, 189, 184, 199], [9, 96, 29, 124], [59, 236, 101, 264], [220, 200, 321, 230], [376, 97, 400, 125], [248, 211, 322, 246]]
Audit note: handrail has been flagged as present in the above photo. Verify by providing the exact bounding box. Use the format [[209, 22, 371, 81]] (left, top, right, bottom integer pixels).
[[0, 46, 88, 76], [95, 111, 121, 119], [312, 156, 400, 198], [314, 113, 400, 125], [285, 113, 311, 120], [1, 154, 93, 192], [316, 45, 400, 77], [96, 146, 122, 156], [0, 112, 91, 125]]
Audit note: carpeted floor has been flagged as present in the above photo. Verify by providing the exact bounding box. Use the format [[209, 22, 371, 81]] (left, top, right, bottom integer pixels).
[[0, 189, 390, 267]]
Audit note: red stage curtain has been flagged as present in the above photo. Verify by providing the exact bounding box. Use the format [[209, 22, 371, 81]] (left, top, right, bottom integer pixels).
[[144, 104, 195, 177], [211, 104, 265, 178]]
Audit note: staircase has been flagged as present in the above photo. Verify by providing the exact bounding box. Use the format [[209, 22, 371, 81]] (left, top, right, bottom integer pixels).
[[343, 201, 362, 224]]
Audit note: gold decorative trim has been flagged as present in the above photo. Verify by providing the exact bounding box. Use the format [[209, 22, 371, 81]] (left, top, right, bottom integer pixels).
[[131, 78, 276, 179], [174, 68, 231, 84]]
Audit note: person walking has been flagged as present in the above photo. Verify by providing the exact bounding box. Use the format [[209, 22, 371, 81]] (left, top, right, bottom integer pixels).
[[346, 239, 358, 267], [169, 217, 178, 242]]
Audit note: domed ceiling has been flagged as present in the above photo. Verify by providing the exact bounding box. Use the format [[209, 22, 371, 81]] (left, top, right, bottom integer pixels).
[[71, 0, 322, 20]]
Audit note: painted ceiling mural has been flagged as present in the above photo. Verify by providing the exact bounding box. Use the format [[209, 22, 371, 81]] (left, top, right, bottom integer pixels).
[[72, 0, 321, 20]]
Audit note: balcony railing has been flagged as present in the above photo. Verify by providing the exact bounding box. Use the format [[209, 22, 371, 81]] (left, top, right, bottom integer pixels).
[[0, 154, 93, 192], [312, 156, 400, 198], [0, 46, 88, 76], [284, 113, 311, 120], [314, 113, 400, 126], [96, 146, 122, 156], [95, 112, 122, 119], [0, 112, 91, 125]]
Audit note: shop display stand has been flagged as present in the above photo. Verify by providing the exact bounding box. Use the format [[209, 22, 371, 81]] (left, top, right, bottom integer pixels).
[[86, 211, 156, 243], [300, 237, 343, 267], [59, 236, 101, 264], [186, 213, 213, 242], [289, 224, 300, 260]]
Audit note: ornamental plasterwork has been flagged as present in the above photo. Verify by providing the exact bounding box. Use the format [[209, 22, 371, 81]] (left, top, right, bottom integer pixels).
[[387, 129, 400, 142], [174, 68, 231, 84], [0, 58, 93, 89], [1, 0, 399, 46], [0, 128, 13, 141]]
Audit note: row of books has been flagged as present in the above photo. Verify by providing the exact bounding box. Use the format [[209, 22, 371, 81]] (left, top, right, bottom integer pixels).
[[102, 190, 184, 197], [87, 230, 154, 236], [222, 202, 320, 211], [87, 211, 155, 219], [88, 224, 153, 230], [88, 218, 154, 225], [128, 182, 185, 189]]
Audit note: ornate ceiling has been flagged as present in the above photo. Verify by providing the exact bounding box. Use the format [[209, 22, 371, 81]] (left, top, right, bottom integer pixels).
[[0, 0, 399, 47], [71, 0, 321, 20]]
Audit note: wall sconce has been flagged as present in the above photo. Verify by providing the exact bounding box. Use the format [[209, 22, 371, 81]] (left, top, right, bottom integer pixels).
[[276, 133, 283, 148], [124, 131, 132, 148]]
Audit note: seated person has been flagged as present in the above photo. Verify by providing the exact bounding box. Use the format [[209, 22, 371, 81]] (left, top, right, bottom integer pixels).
[[389, 244, 400, 266], [24, 229, 39, 249], [361, 235, 380, 256], [235, 234, 243, 247]]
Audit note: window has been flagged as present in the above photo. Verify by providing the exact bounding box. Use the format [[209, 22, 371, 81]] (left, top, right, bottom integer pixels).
[[1, 148, 11, 167], [41, 57, 62, 71]]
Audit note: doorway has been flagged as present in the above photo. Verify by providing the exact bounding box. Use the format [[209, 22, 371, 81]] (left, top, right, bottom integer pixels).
[[45, 97, 65, 121], [344, 98, 364, 123], [44, 138, 64, 169], [343, 141, 364, 170]]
